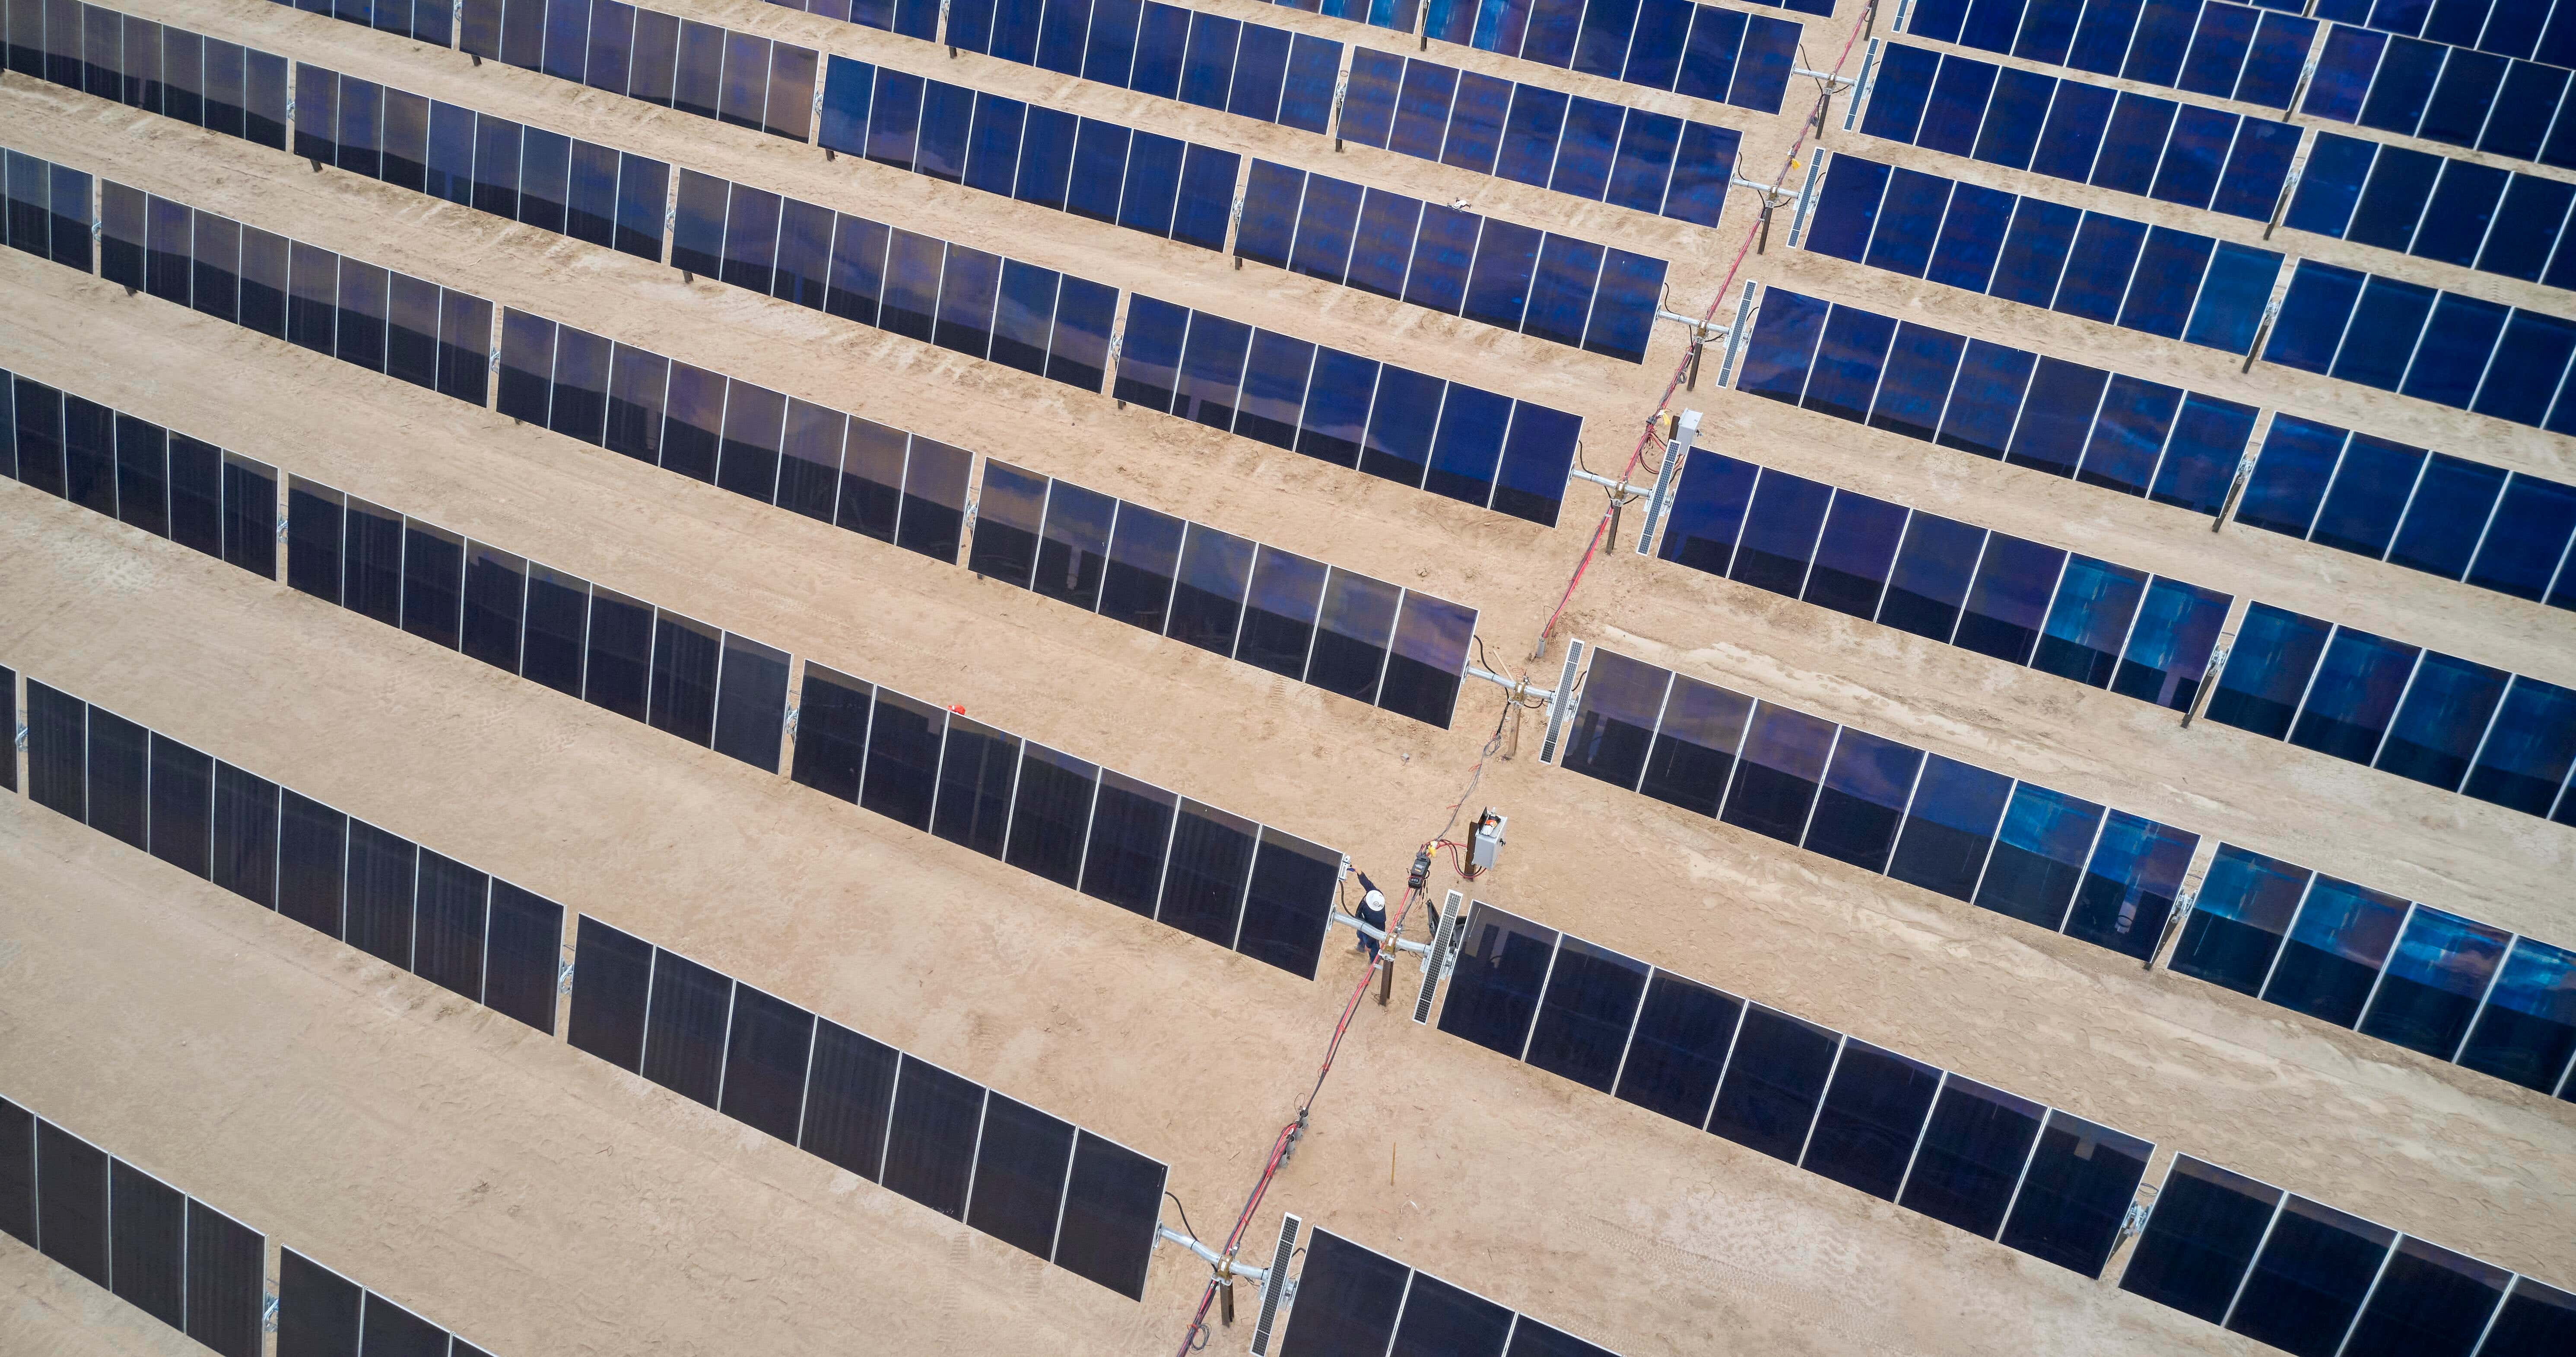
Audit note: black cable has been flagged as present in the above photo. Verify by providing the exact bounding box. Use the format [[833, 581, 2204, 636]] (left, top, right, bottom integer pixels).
[[1167, 1191, 1203, 1245]]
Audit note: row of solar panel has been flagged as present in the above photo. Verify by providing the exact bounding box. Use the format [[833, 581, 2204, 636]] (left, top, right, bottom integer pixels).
[[812, 57, 1666, 361], [28, 146, 1567, 539], [0, 1098, 267, 1357], [2122, 1155, 2576, 1356], [290, 60, 670, 262], [2285, 130, 2576, 287], [2304, 22, 2576, 168], [1236, 157, 1662, 363], [19, 679, 571, 1035], [0, 152, 89, 274], [1649, 447, 2234, 712], [449, 0, 1645, 354], [891, 0, 1348, 129], [2263, 259, 2576, 433], [681, 162, 1596, 523], [791, 664, 1347, 977], [1277, 1227, 1619, 1357], [1, 0, 287, 146], [495, 308, 965, 563], [1734, 286, 2576, 615], [3, 355, 1357, 978], [1336, 47, 1740, 228], [1560, 649, 2200, 961], [2172, 843, 2576, 1098], [493, 302, 1484, 737], [2316, 0, 2576, 66], [972, 463, 1477, 728], [2204, 603, 2576, 821], [280, 1250, 491, 1357], [566, 917, 1168, 1298], [1113, 298, 1582, 525], [1903, 0, 2313, 109], [16, 40, 1604, 526], [286, 477, 794, 773], [2235, 415, 2576, 608], [1736, 287, 2255, 515], [59, 171, 497, 409], [1379, 0, 1806, 109], [1859, 41, 2300, 222], [275, 0, 454, 44], [939, 0, 1798, 122], [459, 0, 818, 142], [3, 678, 1178, 1308], [0, 372, 280, 579], [654, 156, 1123, 395], [1803, 153, 2280, 354], [1433, 900, 2154, 1278]]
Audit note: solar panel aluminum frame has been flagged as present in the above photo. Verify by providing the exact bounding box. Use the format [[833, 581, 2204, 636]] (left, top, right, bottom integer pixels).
[[1413, 889, 1467, 1022], [1632, 409, 1701, 558], [1845, 38, 1880, 133], [1715, 282, 1757, 390], [1537, 638, 1586, 764], [1248, 1210, 1300, 1355]]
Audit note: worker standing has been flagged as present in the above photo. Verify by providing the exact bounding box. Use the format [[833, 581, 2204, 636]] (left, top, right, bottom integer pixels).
[[1353, 872, 1389, 961]]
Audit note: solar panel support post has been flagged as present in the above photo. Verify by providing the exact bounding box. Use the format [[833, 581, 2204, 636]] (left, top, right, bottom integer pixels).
[[1790, 67, 1856, 135]]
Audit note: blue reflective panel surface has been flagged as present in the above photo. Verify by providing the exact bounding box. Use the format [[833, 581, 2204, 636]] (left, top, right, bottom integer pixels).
[[2457, 939, 2576, 1091], [1974, 783, 2103, 931], [1899, 1075, 2042, 1238], [2339, 1236, 2511, 1357], [1954, 533, 2065, 666], [1707, 1005, 1838, 1163], [1801, 1040, 1940, 1201], [1563, 650, 1669, 792], [1523, 938, 1649, 1092], [1729, 470, 1832, 597], [2463, 676, 2576, 815], [1998, 1111, 2149, 1277], [1887, 754, 2011, 901], [2265, 875, 2409, 1027], [2172, 844, 2308, 995], [1718, 703, 1836, 845], [1804, 729, 1921, 874], [1613, 971, 1743, 1127], [2226, 1196, 2395, 1356], [1438, 905, 1560, 1059], [1880, 513, 1985, 644], [1638, 675, 1753, 816], [2032, 556, 2145, 688], [2122, 1156, 2283, 1321], [2064, 811, 2194, 958], [2287, 626, 2419, 764], [2375, 651, 2507, 792], [2358, 907, 2508, 1061], [1803, 491, 1906, 621], [2206, 603, 2330, 739]]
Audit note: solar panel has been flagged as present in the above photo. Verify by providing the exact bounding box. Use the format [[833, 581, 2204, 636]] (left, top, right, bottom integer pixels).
[[1558, 648, 2203, 962]]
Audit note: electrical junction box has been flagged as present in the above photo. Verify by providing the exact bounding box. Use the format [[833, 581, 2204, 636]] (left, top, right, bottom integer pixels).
[[1470, 812, 1507, 872]]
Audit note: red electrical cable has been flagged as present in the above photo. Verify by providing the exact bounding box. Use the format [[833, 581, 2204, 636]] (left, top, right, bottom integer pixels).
[[1167, 14, 1880, 1352]]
